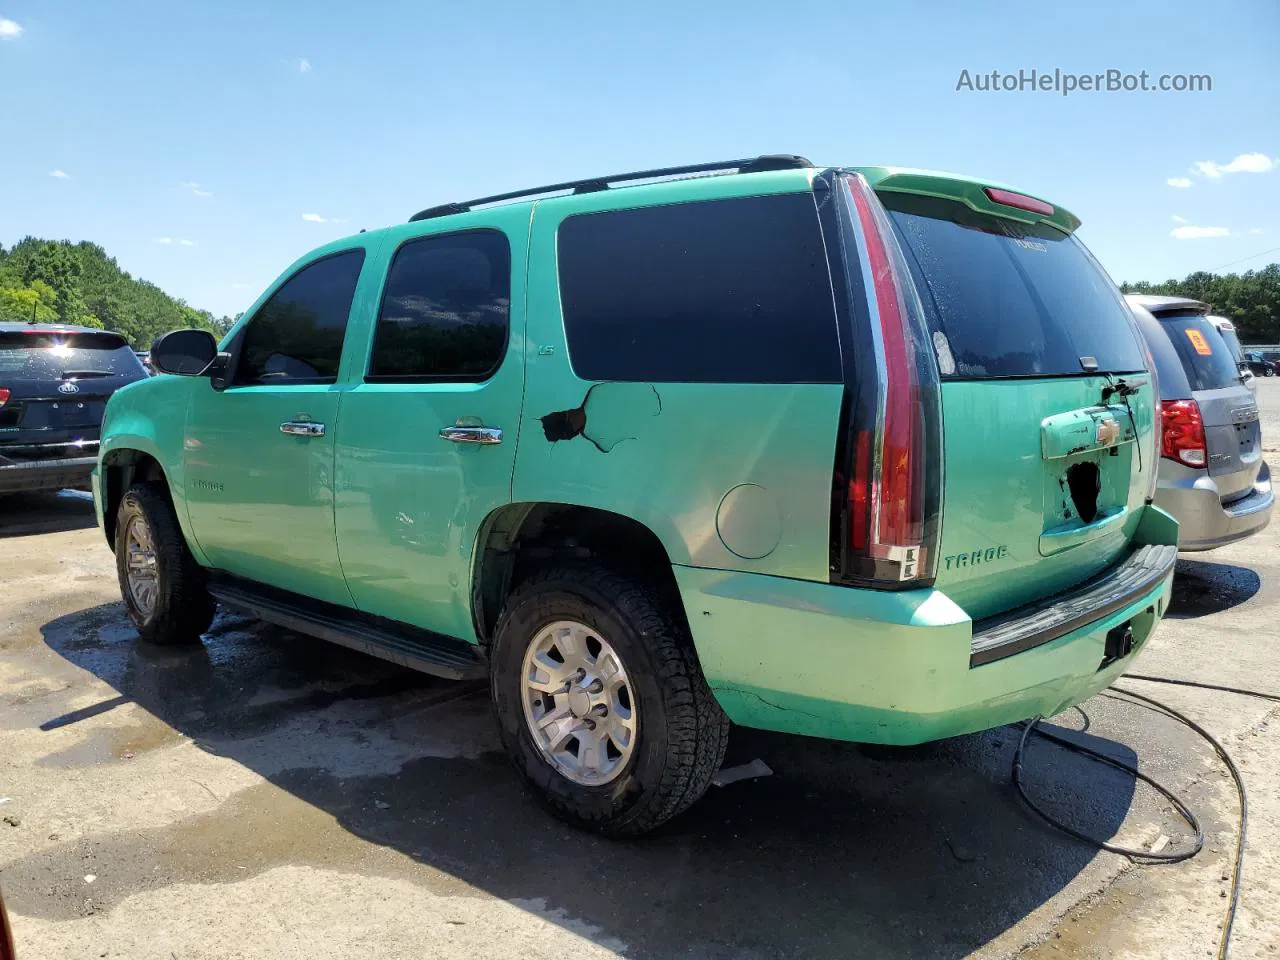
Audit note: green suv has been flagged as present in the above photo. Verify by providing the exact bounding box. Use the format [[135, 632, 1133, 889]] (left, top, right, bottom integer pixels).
[[94, 156, 1178, 834]]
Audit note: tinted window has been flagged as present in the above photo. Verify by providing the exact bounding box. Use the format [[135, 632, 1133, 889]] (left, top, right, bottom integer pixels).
[[368, 230, 510, 380], [0, 331, 146, 381], [1159, 315, 1243, 392], [558, 194, 841, 383], [1131, 309, 1191, 399], [235, 249, 365, 385], [884, 194, 1145, 378]]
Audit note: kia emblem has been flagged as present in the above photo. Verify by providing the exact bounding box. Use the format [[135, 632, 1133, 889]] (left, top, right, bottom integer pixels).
[[58, 381, 80, 395]]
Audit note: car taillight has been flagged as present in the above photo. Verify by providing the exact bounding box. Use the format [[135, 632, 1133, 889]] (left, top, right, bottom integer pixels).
[[1160, 399, 1207, 468], [0, 389, 8, 408], [832, 173, 942, 585]]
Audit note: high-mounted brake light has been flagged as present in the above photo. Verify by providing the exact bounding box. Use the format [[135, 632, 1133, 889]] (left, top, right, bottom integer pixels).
[[984, 187, 1054, 217], [1160, 399, 1207, 468], [833, 174, 943, 585], [0, 389, 8, 408]]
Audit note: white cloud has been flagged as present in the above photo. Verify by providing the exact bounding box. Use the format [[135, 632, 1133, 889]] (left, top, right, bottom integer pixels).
[[1192, 152, 1275, 179], [1167, 177, 1193, 188], [153, 237, 196, 246], [298, 58, 311, 73], [331, 217, 348, 224], [0, 18, 22, 38], [181, 181, 213, 198], [1171, 225, 1231, 239], [49, 169, 70, 179], [1172, 215, 1188, 223], [301, 213, 327, 223], [1249, 227, 1265, 235]]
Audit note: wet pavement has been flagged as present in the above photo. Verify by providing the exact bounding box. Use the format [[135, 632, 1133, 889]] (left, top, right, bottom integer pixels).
[[2, 385, 1280, 957]]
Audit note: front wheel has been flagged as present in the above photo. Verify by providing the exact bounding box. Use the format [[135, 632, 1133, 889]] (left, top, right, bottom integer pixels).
[[1265, 368, 1275, 377], [115, 484, 215, 645], [490, 565, 730, 836]]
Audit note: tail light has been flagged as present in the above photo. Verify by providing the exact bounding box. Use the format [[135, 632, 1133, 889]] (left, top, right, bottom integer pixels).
[[829, 173, 942, 585], [0, 389, 8, 408], [1160, 399, 1207, 468]]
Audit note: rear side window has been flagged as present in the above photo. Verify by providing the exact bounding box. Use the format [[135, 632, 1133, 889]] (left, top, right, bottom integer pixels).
[[368, 230, 511, 381], [0, 331, 145, 381], [235, 249, 365, 385], [1159, 315, 1242, 391], [557, 194, 841, 383], [883, 193, 1145, 378]]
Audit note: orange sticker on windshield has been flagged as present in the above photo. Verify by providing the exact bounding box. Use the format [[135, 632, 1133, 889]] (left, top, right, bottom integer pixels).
[[1185, 328, 1212, 356]]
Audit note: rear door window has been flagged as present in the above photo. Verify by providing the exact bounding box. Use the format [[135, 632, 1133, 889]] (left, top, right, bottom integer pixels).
[[882, 193, 1145, 378], [0, 331, 146, 381], [1131, 309, 1191, 399], [1159, 314, 1242, 391], [367, 230, 511, 381], [557, 193, 841, 383]]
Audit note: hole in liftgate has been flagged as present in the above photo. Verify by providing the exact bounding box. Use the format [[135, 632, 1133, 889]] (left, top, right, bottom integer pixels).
[[1065, 461, 1101, 524]]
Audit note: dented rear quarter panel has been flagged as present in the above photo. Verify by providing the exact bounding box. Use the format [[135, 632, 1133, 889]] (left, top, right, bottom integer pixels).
[[513, 171, 843, 580]]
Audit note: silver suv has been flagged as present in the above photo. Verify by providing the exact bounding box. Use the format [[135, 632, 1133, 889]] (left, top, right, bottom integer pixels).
[[1128, 295, 1273, 550]]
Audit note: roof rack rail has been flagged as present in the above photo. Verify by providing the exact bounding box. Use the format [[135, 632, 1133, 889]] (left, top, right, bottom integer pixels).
[[407, 154, 813, 222]]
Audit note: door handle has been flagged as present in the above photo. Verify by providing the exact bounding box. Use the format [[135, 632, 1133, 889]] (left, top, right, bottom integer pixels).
[[439, 425, 503, 445], [280, 421, 326, 437]]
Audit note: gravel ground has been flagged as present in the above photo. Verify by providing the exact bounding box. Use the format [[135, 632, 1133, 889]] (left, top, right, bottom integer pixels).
[[1, 384, 1278, 959]]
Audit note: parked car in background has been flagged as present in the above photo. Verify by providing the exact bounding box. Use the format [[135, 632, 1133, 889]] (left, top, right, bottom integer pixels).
[[134, 350, 154, 375], [96, 156, 1178, 834], [1244, 351, 1279, 377], [1207, 314, 1258, 389], [1, 324, 150, 495], [1127, 297, 1272, 550]]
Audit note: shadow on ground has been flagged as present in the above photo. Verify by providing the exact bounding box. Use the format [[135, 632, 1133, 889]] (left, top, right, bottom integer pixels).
[[0, 490, 97, 539], [22, 602, 1143, 959], [1167, 558, 1261, 618]]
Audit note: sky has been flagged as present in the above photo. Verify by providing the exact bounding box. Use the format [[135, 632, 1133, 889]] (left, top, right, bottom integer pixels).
[[1, 0, 1277, 318]]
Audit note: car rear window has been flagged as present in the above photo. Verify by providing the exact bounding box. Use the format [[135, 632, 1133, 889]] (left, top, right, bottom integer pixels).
[[1158, 314, 1242, 391], [1131, 308, 1191, 400], [0, 331, 145, 381], [881, 193, 1146, 379], [557, 193, 842, 383]]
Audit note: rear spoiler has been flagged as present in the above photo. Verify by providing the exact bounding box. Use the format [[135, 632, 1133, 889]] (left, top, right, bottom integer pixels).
[[850, 166, 1082, 235]]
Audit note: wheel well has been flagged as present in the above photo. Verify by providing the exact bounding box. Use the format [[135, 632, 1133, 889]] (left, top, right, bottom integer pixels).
[[472, 504, 680, 646], [101, 450, 167, 550]]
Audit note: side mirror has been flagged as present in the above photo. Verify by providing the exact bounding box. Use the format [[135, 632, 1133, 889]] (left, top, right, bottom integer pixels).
[[151, 329, 220, 376]]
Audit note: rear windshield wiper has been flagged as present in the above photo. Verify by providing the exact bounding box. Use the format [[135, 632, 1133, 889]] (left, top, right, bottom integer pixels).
[[60, 370, 113, 379]]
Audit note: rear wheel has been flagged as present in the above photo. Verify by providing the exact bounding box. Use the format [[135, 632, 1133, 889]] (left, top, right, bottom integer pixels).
[[1265, 367, 1275, 377], [115, 484, 215, 645], [490, 564, 730, 835]]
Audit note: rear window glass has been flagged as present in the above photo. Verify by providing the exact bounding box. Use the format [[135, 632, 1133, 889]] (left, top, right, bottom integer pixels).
[[0, 331, 144, 381], [882, 193, 1145, 378], [558, 193, 842, 383], [1159, 315, 1242, 391], [1131, 309, 1191, 399]]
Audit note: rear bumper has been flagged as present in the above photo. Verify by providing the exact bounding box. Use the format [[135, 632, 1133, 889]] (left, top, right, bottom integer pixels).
[[0, 456, 97, 495], [677, 506, 1178, 746], [1155, 460, 1272, 551]]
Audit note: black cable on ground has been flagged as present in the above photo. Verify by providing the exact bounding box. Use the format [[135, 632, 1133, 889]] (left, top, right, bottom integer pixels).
[[1013, 718, 1204, 862], [1012, 677, 1262, 959], [1124, 673, 1280, 702], [1112, 684, 1250, 960]]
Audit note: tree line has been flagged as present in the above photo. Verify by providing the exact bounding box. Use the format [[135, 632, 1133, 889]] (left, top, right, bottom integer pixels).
[[1121, 263, 1280, 343], [0, 237, 235, 349]]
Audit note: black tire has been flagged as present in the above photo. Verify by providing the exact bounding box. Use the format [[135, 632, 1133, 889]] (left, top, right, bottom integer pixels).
[[115, 483, 215, 645], [1266, 368, 1275, 377], [490, 564, 730, 836]]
